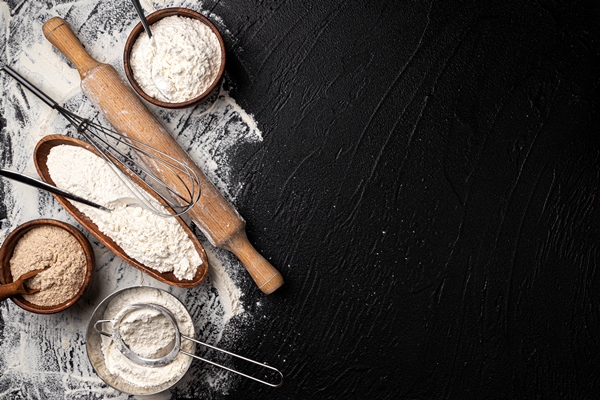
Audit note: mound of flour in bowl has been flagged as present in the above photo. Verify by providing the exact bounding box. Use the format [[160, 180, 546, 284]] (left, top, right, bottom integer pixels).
[[46, 144, 202, 280], [130, 15, 222, 103]]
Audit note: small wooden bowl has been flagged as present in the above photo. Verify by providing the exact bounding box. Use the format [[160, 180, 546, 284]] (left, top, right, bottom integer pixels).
[[0, 219, 94, 314], [123, 7, 226, 109], [33, 134, 209, 288]]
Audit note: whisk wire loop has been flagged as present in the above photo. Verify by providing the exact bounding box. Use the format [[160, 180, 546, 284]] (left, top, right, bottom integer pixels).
[[2, 65, 200, 217]]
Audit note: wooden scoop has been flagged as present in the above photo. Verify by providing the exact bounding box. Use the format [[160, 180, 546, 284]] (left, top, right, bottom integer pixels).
[[34, 135, 209, 289], [0, 269, 44, 301], [41, 17, 283, 294]]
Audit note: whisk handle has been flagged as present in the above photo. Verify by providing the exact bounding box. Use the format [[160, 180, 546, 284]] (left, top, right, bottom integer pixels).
[[42, 17, 102, 79], [0, 168, 109, 211], [1, 65, 58, 109]]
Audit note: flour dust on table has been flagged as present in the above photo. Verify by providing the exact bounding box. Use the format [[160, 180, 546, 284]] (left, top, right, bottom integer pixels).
[[0, 0, 261, 398]]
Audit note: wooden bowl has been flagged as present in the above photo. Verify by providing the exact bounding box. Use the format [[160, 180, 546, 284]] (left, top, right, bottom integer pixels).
[[0, 219, 94, 314], [33, 134, 209, 288], [123, 7, 226, 109]]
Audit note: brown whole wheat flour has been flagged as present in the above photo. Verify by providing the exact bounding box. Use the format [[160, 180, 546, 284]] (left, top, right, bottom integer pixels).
[[9, 225, 86, 306]]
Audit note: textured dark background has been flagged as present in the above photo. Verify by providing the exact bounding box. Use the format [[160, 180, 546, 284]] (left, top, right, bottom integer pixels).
[[217, 0, 600, 399], [2, 0, 600, 399]]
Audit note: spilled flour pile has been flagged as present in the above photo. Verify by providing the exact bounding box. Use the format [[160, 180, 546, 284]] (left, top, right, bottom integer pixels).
[[0, 1, 261, 398]]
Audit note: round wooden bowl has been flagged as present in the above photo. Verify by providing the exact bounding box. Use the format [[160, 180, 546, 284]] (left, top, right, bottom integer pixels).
[[0, 219, 94, 314], [123, 7, 226, 109]]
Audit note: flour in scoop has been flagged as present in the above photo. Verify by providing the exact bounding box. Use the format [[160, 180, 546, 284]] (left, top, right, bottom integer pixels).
[[46, 145, 202, 281], [130, 15, 222, 103]]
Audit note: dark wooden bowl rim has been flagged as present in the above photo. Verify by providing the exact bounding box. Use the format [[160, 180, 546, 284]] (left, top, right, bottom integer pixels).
[[123, 7, 226, 109]]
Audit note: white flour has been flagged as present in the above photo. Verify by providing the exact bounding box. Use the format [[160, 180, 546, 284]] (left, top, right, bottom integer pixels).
[[100, 287, 195, 389], [130, 15, 222, 103], [117, 307, 176, 359], [46, 144, 202, 281]]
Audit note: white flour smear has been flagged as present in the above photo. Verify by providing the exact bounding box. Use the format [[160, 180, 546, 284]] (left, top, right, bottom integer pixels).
[[0, 1, 257, 398]]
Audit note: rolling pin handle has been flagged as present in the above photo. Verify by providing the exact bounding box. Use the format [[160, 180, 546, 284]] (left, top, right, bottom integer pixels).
[[42, 17, 102, 79], [224, 231, 284, 295]]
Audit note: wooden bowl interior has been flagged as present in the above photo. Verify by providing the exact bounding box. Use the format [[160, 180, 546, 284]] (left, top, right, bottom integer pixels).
[[123, 7, 226, 109], [0, 218, 94, 314], [33, 134, 208, 288]]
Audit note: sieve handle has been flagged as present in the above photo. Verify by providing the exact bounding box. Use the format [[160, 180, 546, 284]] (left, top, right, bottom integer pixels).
[[94, 319, 114, 337], [180, 334, 284, 388]]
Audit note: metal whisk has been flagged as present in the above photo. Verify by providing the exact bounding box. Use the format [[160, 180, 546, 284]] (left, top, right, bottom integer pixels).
[[1, 65, 200, 217]]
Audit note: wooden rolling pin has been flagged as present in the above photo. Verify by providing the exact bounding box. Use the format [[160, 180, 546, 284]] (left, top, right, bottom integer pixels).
[[42, 17, 283, 294]]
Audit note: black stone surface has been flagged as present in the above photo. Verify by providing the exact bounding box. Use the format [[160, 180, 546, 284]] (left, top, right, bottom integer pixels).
[[215, 0, 600, 399]]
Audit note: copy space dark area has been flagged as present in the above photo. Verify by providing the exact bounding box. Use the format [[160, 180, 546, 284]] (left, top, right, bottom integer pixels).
[[216, 0, 600, 398]]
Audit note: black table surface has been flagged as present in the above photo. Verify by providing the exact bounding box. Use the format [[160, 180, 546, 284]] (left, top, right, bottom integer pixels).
[[222, 1, 600, 399], [2, 0, 600, 399]]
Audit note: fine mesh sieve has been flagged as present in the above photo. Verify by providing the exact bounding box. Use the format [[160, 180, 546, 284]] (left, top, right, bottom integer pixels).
[[94, 302, 284, 387]]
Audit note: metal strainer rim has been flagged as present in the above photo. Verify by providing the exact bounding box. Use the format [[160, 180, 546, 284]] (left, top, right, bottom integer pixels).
[[94, 303, 182, 367]]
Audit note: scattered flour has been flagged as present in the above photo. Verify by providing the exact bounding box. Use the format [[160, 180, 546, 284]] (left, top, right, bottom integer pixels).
[[130, 15, 222, 103], [100, 287, 195, 389], [0, 1, 258, 398], [207, 249, 244, 323]]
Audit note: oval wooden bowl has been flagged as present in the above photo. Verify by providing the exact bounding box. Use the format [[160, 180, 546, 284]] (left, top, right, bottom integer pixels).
[[123, 7, 226, 109], [33, 134, 209, 288], [0, 218, 94, 314]]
